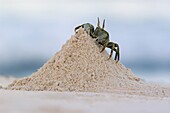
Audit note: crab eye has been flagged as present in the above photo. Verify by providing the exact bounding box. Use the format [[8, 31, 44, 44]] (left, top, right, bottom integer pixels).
[[102, 19, 105, 29]]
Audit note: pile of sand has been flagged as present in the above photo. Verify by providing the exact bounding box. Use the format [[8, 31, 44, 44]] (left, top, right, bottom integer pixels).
[[8, 28, 170, 97]]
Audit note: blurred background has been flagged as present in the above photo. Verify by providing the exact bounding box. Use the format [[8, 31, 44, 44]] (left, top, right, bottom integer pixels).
[[0, 0, 170, 83]]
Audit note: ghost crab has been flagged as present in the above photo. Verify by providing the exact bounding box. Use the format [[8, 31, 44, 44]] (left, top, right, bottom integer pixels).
[[75, 18, 120, 62]]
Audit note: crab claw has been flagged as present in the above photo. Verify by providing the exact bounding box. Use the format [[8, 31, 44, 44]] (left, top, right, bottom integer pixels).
[[75, 25, 82, 33]]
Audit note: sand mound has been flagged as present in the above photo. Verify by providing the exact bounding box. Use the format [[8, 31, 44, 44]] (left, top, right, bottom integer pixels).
[[8, 28, 170, 97]]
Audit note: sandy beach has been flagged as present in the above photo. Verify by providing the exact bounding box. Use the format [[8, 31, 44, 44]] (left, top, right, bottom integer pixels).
[[1, 29, 170, 113], [1, 0, 170, 113], [0, 76, 16, 88], [0, 77, 170, 113]]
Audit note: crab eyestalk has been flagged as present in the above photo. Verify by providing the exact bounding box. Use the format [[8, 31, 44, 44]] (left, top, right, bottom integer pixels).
[[102, 19, 105, 29], [97, 17, 105, 29], [97, 17, 100, 28]]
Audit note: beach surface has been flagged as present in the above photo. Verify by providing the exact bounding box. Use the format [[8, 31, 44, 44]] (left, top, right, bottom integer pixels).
[[0, 76, 170, 113], [1, 29, 170, 113]]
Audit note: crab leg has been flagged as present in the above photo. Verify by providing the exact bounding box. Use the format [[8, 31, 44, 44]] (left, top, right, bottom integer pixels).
[[100, 45, 107, 53], [114, 43, 120, 62], [108, 49, 113, 60], [100, 40, 109, 53]]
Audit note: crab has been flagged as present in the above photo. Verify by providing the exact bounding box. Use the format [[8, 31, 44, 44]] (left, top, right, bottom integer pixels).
[[75, 18, 120, 62], [75, 23, 94, 37]]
